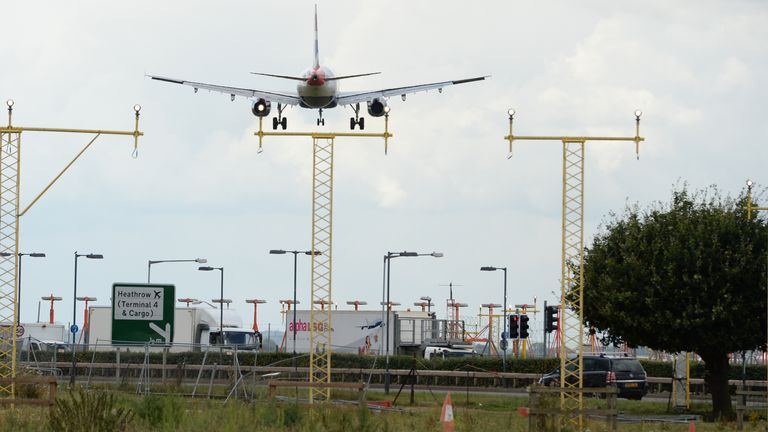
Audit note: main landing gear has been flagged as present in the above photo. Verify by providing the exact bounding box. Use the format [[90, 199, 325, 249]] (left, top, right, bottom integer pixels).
[[349, 103, 365, 130], [272, 103, 287, 130], [317, 109, 325, 126]]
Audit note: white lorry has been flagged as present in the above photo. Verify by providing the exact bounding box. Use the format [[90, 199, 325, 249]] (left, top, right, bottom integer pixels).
[[86, 306, 260, 352], [15, 322, 68, 352], [285, 309, 474, 357]]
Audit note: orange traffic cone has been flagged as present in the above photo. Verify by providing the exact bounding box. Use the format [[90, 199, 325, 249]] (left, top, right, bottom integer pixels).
[[688, 420, 696, 432], [440, 392, 455, 432]]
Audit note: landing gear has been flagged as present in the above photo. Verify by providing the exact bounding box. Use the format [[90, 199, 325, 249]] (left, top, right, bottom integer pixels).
[[317, 109, 325, 126], [349, 103, 365, 130], [271, 103, 287, 130]]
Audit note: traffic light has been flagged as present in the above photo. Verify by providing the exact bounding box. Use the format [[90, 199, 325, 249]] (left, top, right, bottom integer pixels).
[[509, 314, 519, 338], [545, 305, 559, 333], [519, 314, 530, 339]]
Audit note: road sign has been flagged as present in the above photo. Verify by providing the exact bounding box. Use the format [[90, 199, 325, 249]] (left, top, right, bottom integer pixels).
[[70, 324, 79, 334], [111, 283, 174, 344], [16, 325, 24, 338]]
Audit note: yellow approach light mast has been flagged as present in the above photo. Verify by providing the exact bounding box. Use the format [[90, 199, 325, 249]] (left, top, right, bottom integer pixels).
[[503, 109, 644, 429], [0, 100, 143, 400], [255, 112, 391, 403]]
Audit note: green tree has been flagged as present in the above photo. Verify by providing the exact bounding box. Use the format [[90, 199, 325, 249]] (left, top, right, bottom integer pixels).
[[580, 185, 767, 419]]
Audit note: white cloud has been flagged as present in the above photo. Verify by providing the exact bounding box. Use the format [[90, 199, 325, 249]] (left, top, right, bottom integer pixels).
[[1, 0, 766, 332], [375, 177, 407, 208]]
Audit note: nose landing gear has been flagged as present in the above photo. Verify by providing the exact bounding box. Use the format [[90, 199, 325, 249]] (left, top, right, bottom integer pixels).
[[317, 108, 325, 126]]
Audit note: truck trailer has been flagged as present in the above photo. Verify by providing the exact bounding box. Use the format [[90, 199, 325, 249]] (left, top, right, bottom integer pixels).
[[86, 305, 259, 351], [284, 309, 472, 357]]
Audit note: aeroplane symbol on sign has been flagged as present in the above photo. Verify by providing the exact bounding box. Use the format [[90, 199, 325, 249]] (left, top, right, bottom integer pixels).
[[149, 322, 171, 344], [358, 319, 384, 330]]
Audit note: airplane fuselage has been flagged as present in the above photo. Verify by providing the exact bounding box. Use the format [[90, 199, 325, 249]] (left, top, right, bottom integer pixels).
[[298, 66, 337, 108]]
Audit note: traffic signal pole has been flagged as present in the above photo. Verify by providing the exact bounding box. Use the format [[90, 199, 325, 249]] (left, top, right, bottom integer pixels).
[[543, 300, 548, 357]]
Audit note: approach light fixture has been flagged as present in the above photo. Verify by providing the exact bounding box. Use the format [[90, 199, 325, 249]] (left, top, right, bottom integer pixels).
[[384, 106, 391, 114], [747, 179, 754, 189], [634, 109, 642, 119], [7, 99, 14, 108], [508, 108, 515, 118]]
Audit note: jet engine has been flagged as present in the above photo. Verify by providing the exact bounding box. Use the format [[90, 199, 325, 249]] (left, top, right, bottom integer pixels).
[[366, 98, 388, 117], [251, 98, 271, 117]]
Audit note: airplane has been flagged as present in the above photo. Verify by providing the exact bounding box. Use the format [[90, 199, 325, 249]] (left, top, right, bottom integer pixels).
[[358, 319, 384, 330], [148, 6, 487, 131]]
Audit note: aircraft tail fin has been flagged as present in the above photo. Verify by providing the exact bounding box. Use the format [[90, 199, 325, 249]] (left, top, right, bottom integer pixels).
[[313, 4, 320, 69]]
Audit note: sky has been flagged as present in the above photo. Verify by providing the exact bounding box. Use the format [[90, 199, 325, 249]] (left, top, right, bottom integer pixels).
[[2, 0, 767, 341]]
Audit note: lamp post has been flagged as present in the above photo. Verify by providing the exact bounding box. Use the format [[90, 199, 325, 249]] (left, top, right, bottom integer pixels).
[[1, 251, 45, 324], [269, 249, 320, 355], [71, 252, 103, 386], [481, 266, 508, 372], [383, 250, 443, 393], [148, 258, 207, 283], [198, 266, 224, 341]]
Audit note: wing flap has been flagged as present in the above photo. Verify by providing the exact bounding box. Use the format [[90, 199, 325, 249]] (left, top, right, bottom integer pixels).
[[147, 74, 301, 106], [337, 76, 488, 106]]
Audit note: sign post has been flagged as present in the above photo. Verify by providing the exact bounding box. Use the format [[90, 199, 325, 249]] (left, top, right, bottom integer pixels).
[[111, 283, 174, 345]]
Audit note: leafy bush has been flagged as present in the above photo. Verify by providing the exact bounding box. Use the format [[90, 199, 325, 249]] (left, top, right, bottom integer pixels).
[[48, 388, 134, 432]]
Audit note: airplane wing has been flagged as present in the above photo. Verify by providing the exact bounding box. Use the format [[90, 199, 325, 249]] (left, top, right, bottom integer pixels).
[[336, 76, 488, 106], [147, 75, 301, 106]]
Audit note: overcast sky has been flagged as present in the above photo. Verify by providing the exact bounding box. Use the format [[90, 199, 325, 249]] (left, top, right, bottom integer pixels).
[[2, 0, 766, 339]]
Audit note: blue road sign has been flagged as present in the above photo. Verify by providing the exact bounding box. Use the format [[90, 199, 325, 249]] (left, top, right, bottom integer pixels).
[[70, 324, 79, 334]]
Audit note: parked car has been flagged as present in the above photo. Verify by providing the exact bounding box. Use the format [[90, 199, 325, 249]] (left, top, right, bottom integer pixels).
[[538, 354, 648, 400]]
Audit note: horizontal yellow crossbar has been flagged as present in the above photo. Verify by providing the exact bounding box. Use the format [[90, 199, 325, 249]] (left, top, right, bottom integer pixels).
[[0, 126, 143, 137]]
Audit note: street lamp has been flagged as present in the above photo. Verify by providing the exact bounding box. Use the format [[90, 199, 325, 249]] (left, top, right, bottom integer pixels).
[[481, 265, 508, 372], [1, 251, 45, 323], [198, 266, 224, 343], [71, 252, 103, 386], [382, 250, 443, 393], [148, 257, 207, 283], [269, 249, 320, 355]]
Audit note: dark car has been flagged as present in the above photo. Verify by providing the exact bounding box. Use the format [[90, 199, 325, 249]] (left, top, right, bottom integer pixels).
[[538, 354, 648, 400]]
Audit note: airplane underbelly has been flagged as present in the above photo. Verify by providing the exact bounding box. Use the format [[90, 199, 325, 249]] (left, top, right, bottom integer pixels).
[[298, 81, 337, 108]]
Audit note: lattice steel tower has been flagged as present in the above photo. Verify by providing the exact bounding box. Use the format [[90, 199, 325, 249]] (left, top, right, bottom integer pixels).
[[0, 100, 142, 399], [504, 109, 644, 429], [256, 115, 391, 402]]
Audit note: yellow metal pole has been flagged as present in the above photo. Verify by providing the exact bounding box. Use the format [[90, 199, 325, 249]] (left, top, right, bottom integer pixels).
[[745, 180, 768, 422], [254, 114, 392, 403], [0, 100, 143, 400], [503, 109, 644, 429]]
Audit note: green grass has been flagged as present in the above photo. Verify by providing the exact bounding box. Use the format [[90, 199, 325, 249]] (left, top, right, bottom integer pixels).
[[1, 387, 766, 431]]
